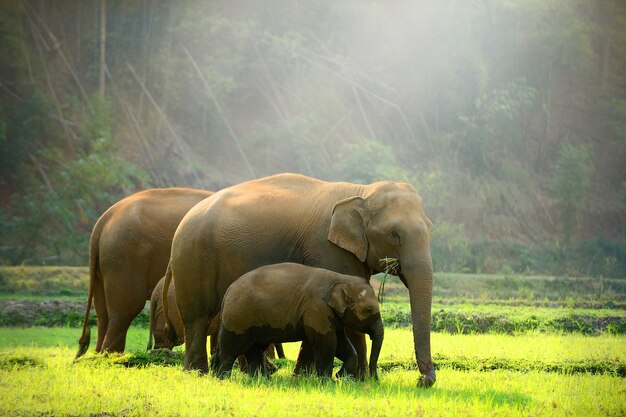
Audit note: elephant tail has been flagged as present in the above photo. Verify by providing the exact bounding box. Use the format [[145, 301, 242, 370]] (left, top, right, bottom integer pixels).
[[146, 295, 156, 351], [76, 224, 99, 359], [210, 344, 220, 374], [162, 262, 173, 338]]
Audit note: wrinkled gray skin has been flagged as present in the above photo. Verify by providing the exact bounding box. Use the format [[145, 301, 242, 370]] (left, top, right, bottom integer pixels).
[[76, 188, 213, 357], [168, 173, 435, 387], [211, 263, 384, 379]]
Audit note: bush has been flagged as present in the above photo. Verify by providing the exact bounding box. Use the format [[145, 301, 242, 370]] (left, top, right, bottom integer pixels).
[[445, 238, 626, 278]]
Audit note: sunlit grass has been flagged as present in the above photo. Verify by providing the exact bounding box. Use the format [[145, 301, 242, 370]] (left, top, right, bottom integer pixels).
[[2, 326, 624, 366], [1, 327, 625, 416], [0, 344, 624, 417]]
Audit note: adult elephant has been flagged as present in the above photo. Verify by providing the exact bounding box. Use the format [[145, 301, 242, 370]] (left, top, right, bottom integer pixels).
[[167, 173, 436, 387], [76, 187, 213, 357]]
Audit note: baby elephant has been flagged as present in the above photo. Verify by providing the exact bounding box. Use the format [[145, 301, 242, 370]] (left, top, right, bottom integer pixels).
[[211, 262, 384, 379], [147, 276, 184, 351], [147, 277, 286, 365]]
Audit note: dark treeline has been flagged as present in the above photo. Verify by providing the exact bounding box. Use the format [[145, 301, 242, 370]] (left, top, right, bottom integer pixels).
[[0, 0, 625, 276]]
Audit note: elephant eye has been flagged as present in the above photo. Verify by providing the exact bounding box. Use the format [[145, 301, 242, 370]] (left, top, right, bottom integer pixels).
[[390, 230, 401, 245]]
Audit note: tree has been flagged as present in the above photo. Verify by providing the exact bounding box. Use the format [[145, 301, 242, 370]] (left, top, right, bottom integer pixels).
[[548, 141, 594, 243]]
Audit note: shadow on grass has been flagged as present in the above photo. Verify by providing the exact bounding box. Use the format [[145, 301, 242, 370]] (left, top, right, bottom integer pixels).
[[428, 387, 532, 407], [233, 369, 533, 408], [75, 349, 626, 379], [71, 351, 535, 407], [379, 355, 626, 377], [73, 348, 185, 368], [0, 352, 45, 369]]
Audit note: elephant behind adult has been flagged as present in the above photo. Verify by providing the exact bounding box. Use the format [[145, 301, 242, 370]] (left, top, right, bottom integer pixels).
[[147, 275, 286, 361], [76, 187, 213, 357], [147, 276, 184, 351], [168, 173, 436, 387]]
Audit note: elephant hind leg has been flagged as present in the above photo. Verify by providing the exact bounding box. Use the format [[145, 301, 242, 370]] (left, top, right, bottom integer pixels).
[[212, 346, 237, 378], [93, 277, 108, 353], [102, 297, 145, 353], [183, 316, 211, 373], [334, 328, 358, 378], [102, 314, 138, 353]]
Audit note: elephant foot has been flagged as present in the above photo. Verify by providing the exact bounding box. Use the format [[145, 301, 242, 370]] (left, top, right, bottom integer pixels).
[[293, 341, 315, 376], [353, 363, 368, 381], [264, 357, 278, 375], [335, 355, 358, 379], [369, 365, 380, 382], [185, 359, 209, 374], [417, 362, 436, 388], [293, 361, 314, 376]]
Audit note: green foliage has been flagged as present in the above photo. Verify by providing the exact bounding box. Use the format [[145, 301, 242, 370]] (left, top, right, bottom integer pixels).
[[0, 0, 624, 269], [333, 140, 412, 184], [430, 222, 473, 273], [456, 78, 538, 176], [0, 93, 50, 179], [0, 97, 149, 265], [442, 238, 626, 278], [379, 303, 626, 335], [548, 142, 594, 243]]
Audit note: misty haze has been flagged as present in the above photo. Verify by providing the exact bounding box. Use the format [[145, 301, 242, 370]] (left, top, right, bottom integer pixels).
[[0, 2, 626, 417]]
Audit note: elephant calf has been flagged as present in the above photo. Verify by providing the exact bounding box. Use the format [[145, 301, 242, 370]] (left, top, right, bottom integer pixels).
[[147, 276, 184, 351], [148, 277, 286, 363], [211, 262, 384, 379]]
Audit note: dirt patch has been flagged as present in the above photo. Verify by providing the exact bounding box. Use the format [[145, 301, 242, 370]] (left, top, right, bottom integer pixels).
[[0, 300, 150, 327]]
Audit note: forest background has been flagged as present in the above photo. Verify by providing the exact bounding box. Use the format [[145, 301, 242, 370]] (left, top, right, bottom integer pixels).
[[0, 0, 625, 277]]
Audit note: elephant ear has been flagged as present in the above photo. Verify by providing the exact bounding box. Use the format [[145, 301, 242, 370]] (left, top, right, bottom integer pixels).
[[328, 196, 368, 262], [324, 282, 351, 317]]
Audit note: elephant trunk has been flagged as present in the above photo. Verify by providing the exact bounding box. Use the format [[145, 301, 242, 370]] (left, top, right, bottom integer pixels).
[[368, 316, 384, 380], [402, 255, 436, 388]]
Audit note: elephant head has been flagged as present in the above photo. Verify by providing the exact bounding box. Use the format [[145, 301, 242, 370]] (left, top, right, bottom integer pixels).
[[328, 182, 435, 387], [325, 280, 384, 380]]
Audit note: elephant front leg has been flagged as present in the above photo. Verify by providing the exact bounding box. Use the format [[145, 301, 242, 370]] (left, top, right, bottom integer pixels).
[[212, 353, 236, 378], [334, 328, 358, 379], [293, 340, 315, 376], [345, 329, 368, 379], [308, 330, 337, 379], [244, 345, 270, 377]]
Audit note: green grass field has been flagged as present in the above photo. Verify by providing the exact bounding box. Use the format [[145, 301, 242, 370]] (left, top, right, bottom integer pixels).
[[0, 328, 624, 417], [1, 267, 625, 416]]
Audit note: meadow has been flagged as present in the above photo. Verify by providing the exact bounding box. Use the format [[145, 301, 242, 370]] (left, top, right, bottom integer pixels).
[[0, 267, 624, 416]]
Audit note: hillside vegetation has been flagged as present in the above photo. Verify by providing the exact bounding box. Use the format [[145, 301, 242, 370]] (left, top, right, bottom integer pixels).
[[0, 1, 625, 275], [2, 266, 625, 334]]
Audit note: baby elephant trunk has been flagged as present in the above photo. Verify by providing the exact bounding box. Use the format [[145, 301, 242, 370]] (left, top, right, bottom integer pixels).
[[368, 316, 384, 380]]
